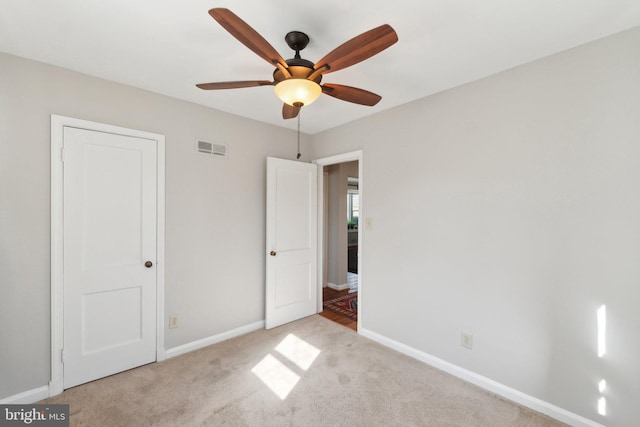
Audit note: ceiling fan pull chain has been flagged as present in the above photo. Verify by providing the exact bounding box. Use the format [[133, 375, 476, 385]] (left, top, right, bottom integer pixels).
[[296, 112, 302, 159]]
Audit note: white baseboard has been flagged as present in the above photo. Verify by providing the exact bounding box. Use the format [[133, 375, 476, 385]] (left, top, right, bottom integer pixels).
[[0, 385, 50, 404], [327, 282, 349, 291], [165, 320, 265, 359], [359, 328, 604, 427]]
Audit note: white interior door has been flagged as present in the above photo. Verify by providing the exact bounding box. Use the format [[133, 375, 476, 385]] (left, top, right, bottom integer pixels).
[[63, 126, 157, 388], [266, 157, 318, 329]]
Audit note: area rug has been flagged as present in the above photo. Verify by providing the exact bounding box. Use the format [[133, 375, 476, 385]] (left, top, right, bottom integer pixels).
[[324, 292, 358, 321]]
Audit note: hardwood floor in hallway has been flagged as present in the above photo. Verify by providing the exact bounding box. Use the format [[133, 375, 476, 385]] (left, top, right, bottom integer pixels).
[[319, 287, 357, 331]]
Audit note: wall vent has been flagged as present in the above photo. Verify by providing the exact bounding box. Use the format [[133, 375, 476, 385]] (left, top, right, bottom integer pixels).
[[197, 140, 228, 158]]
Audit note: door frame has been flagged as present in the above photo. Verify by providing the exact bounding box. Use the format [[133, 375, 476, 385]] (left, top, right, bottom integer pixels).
[[50, 115, 166, 396], [313, 150, 363, 333]]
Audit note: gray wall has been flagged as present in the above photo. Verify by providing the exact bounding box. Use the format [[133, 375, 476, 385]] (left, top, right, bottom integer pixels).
[[2, 24, 639, 426], [310, 27, 640, 426], [0, 53, 310, 398]]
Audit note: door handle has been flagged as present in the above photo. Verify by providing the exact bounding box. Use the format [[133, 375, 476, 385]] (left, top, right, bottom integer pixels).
[[145, 261, 153, 268], [270, 251, 276, 257]]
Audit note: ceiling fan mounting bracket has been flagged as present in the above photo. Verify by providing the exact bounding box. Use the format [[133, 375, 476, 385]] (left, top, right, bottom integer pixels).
[[285, 31, 310, 55]]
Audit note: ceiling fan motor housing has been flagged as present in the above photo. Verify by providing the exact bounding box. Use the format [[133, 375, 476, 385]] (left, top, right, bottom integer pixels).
[[273, 61, 322, 84], [273, 31, 322, 84]]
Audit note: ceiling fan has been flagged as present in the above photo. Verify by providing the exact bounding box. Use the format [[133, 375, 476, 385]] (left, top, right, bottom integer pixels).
[[196, 8, 398, 120]]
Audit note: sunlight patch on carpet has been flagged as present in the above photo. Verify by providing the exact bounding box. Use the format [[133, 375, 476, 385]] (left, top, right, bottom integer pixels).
[[251, 354, 300, 400], [252, 333, 321, 400], [275, 334, 320, 371]]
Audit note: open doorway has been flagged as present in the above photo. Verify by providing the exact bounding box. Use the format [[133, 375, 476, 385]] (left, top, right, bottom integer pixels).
[[314, 156, 361, 331]]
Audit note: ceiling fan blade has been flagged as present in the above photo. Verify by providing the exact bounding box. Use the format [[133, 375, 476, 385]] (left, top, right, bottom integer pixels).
[[208, 8, 287, 69], [321, 84, 382, 106], [282, 103, 301, 119], [313, 24, 398, 74], [196, 80, 273, 90]]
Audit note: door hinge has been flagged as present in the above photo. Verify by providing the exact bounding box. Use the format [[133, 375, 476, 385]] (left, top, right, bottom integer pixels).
[[61, 147, 66, 163], [61, 349, 66, 363]]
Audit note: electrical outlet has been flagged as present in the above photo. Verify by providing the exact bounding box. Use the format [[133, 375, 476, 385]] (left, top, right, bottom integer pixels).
[[461, 331, 473, 350], [169, 315, 179, 329]]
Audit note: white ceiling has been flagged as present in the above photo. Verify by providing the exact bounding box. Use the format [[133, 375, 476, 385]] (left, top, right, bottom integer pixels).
[[2, 0, 640, 134]]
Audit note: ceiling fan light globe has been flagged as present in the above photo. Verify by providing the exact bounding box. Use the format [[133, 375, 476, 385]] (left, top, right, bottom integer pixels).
[[274, 79, 321, 107]]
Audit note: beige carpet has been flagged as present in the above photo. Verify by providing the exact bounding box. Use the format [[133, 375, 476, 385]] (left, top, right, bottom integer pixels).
[[41, 315, 566, 426]]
